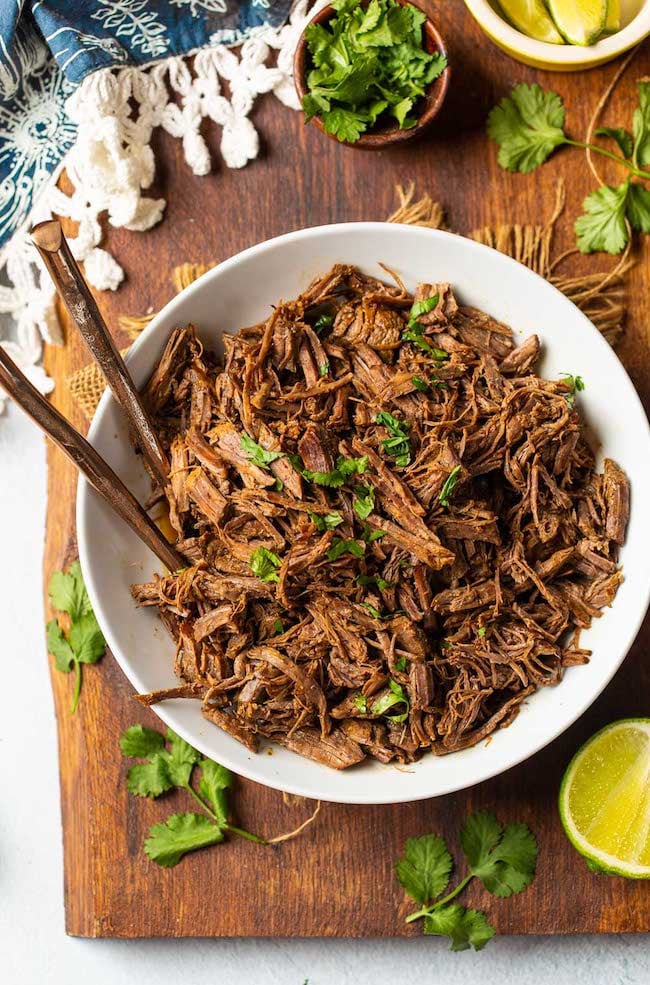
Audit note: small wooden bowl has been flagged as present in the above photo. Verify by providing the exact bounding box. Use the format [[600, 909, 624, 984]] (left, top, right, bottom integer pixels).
[[293, 0, 450, 149]]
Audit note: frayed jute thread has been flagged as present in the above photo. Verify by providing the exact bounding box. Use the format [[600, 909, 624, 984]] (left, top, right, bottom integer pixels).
[[67, 182, 630, 418]]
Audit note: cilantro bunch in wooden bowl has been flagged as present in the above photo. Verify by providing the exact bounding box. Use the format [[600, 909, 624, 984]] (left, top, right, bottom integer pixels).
[[294, 0, 449, 148]]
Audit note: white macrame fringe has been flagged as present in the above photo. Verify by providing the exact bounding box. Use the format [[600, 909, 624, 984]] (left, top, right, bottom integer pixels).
[[0, 0, 324, 412]]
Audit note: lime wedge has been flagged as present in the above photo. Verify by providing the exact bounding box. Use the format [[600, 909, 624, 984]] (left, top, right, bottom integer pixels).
[[547, 0, 608, 45], [559, 719, 650, 878], [497, 0, 564, 44], [603, 0, 621, 35]]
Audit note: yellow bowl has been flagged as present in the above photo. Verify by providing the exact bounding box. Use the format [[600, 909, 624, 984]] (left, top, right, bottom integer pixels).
[[464, 0, 650, 70]]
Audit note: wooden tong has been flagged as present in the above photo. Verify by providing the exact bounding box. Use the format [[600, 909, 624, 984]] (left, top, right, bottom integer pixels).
[[0, 347, 183, 571], [0, 220, 183, 572], [31, 220, 170, 490]]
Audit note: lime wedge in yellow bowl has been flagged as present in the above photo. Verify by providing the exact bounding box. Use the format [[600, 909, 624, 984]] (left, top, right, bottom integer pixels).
[[497, 0, 563, 43], [603, 0, 621, 35], [547, 0, 608, 45], [559, 719, 650, 878]]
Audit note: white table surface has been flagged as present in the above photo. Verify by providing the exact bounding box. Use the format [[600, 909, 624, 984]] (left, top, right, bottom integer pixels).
[[1, 405, 648, 984]]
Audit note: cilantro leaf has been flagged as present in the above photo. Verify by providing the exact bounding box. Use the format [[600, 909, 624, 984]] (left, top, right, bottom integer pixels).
[[48, 561, 92, 621], [353, 692, 368, 713], [487, 83, 567, 174], [361, 522, 386, 543], [198, 759, 233, 826], [163, 728, 202, 787], [353, 484, 375, 520], [371, 678, 409, 722], [376, 411, 411, 466], [595, 126, 633, 160], [438, 465, 462, 508], [144, 812, 225, 867], [120, 724, 166, 758], [126, 756, 174, 798], [360, 601, 382, 619], [68, 613, 106, 665], [460, 812, 537, 898], [408, 294, 439, 327], [322, 108, 367, 143], [307, 509, 344, 531], [250, 546, 282, 582], [356, 573, 392, 589], [396, 833, 453, 904], [327, 537, 365, 561], [302, 454, 368, 488], [313, 313, 334, 334], [626, 181, 650, 233], [575, 183, 629, 254], [633, 80, 650, 167], [46, 619, 75, 674], [47, 561, 105, 712], [241, 434, 284, 470], [424, 904, 495, 952]]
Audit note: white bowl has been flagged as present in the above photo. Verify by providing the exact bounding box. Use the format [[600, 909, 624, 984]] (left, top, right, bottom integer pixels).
[[78, 222, 650, 805], [464, 0, 650, 70]]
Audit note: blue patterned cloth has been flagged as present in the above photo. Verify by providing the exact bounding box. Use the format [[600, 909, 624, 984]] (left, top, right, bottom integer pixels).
[[0, 1, 291, 255]]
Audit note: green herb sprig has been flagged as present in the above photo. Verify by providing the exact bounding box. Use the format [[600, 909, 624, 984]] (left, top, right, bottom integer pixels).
[[375, 411, 412, 467], [438, 465, 462, 508], [560, 374, 585, 407], [487, 81, 650, 255], [47, 561, 106, 713], [121, 725, 266, 866], [241, 434, 284, 470], [397, 812, 537, 950], [250, 546, 282, 582], [302, 0, 447, 144]]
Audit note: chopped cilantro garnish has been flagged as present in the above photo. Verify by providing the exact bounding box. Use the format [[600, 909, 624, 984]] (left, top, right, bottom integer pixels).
[[408, 294, 440, 328], [241, 434, 284, 471], [560, 374, 585, 407], [438, 465, 462, 508], [302, 0, 447, 144], [362, 523, 386, 543], [301, 454, 368, 488], [371, 678, 409, 722], [249, 546, 282, 583], [376, 410, 411, 467], [307, 509, 344, 531], [353, 483, 375, 520], [327, 538, 365, 561], [354, 692, 368, 713], [313, 313, 335, 334], [356, 573, 393, 590]]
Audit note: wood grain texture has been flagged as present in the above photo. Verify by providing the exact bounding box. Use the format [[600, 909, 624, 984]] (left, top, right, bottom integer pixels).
[[43, 1, 650, 937]]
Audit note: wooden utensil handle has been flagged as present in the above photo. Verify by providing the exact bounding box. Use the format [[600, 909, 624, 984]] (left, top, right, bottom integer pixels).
[[0, 347, 183, 573], [30, 220, 171, 490]]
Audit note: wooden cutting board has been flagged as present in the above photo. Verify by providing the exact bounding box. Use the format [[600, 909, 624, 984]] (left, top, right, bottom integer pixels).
[[43, 2, 650, 937]]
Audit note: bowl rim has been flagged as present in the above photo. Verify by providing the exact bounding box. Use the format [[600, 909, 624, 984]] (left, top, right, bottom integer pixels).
[[293, 0, 450, 148], [464, 0, 650, 64], [78, 221, 650, 804]]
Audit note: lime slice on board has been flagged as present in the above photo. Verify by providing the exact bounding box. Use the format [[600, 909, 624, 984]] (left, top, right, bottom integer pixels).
[[497, 0, 564, 44], [546, 0, 608, 45], [559, 719, 650, 878], [603, 0, 621, 35]]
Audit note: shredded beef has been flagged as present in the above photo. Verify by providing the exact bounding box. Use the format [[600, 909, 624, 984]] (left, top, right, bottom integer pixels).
[[132, 266, 629, 767]]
